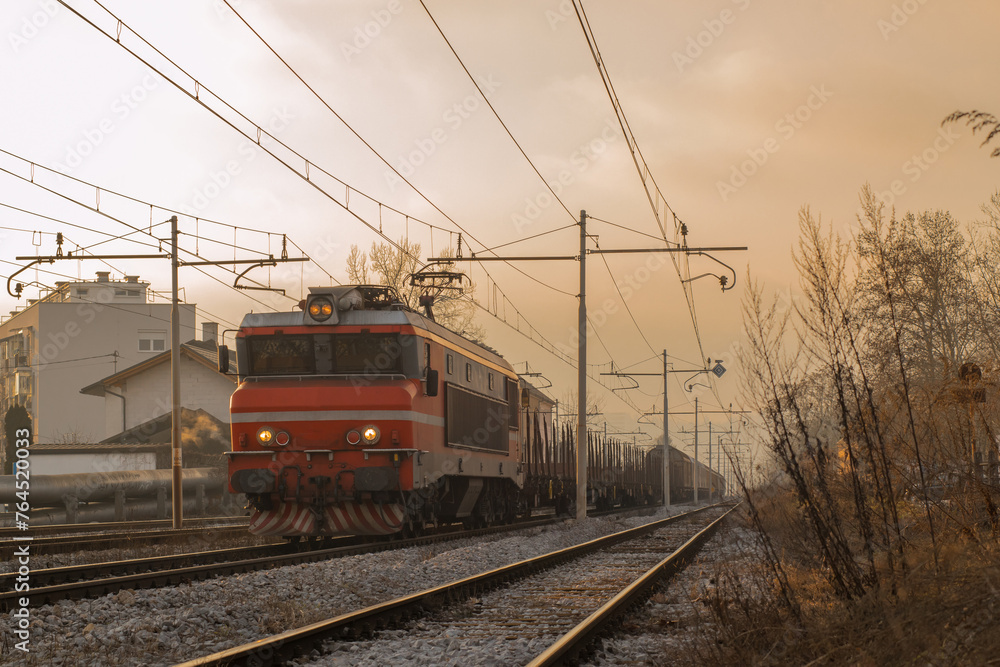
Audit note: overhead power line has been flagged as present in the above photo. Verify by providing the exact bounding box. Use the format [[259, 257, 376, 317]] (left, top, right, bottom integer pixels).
[[571, 0, 736, 408], [218, 0, 578, 302], [52, 0, 589, 380]]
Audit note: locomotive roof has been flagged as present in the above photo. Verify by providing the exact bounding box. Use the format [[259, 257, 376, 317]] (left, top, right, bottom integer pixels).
[[238, 307, 514, 374]]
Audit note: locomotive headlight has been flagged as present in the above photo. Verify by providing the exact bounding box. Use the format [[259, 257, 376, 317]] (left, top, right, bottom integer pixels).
[[256, 426, 275, 446], [307, 296, 334, 322], [274, 430, 290, 447], [361, 425, 381, 445]]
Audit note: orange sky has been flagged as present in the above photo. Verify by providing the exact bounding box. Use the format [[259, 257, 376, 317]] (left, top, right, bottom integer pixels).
[[2, 0, 999, 448]]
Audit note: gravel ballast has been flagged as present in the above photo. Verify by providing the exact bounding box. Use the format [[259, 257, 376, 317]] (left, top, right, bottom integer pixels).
[[1, 506, 730, 666]]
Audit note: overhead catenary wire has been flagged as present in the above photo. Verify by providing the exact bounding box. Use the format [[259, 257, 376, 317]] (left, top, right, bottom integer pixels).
[[416, 1, 667, 411], [1, 158, 288, 305], [47, 1, 652, 417], [0, 149, 339, 299], [592, 235, 659, 358], [51, 0, 582, 382], [50, 0, 587, 388], [0, 262, 241, 330], [416, 0, 577, 225], [218, 0, 577, 301], [571, 0, 728, 408]]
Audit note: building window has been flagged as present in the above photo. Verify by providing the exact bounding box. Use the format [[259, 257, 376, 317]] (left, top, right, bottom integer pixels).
[[465, 362, 472, 382], [446, 354, 454, 375], [139, 330, 166, 352], [488, 373, 495, 391], [75, 289, 89, 297]]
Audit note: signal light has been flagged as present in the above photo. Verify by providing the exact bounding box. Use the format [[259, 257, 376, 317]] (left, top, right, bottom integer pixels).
[[307, 296, 334, 322], [256, 426, 275, 446]]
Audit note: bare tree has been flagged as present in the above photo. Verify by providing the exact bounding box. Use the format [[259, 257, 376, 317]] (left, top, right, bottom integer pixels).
[[855, 205, 979, 383], [943, 110, 1000, 157], [346, 237, 484, 339], [557, 390, 606, 427]]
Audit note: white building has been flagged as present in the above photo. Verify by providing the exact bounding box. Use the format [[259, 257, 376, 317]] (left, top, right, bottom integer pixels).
[[81, 331, 236, 436], [0, 272, 196, 443]]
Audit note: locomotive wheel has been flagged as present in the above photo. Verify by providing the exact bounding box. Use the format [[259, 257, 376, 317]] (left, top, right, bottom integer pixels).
[[401, 518, 424, 539], [479, 496, 495, 527]]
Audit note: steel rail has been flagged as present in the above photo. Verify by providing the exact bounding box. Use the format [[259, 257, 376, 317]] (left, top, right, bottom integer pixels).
[[0, 524, 254, 560], [527, 503, 739, 666], [0, 539, 297, 589], [0, 515, 248, 539], [174, 506, 717, 667], [0, 516, 557, 612]]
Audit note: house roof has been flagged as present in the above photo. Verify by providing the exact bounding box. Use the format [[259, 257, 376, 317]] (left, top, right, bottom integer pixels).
[[80, 339, 235, 397], [100, 406, 228, 446]]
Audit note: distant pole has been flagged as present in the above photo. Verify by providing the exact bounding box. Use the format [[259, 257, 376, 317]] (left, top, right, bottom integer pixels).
[[708, 421, 713, 503], [663, 349, 670, 507], [170, 215, 183, 529], [693, 397, 699, 505], [720, 442, 725, 499], [576, 210, 588, 521]]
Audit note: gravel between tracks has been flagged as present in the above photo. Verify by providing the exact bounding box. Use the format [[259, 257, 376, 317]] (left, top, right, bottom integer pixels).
[[1, 506, 704, 666], [301, 508, 730, 667]]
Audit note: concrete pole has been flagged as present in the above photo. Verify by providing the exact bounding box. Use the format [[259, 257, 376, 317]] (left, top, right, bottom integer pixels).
[[708, 421, 713, 503], [170, 215, 183, 529], [693, 397, 699, 505], [663, 350, 670, 507], [576, 210, 587, 521]]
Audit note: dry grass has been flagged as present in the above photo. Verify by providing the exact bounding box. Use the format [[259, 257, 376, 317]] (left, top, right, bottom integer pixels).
[[694, 503, 1000, 667]]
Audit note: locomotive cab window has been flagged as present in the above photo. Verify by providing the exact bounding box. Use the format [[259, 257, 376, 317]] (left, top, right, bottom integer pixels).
[[245, 333, 407, 377], [333, 334, 403, 374], [247, 335, 315, 375]]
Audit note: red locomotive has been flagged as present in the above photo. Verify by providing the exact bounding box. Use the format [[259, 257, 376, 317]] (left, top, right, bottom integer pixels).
[[223, 285, 523, 537]]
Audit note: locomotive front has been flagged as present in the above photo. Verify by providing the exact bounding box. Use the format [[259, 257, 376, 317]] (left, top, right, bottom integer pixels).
[[226, 286, 441, 537]]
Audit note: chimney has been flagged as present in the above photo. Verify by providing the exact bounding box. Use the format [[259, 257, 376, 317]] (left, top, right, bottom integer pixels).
[[95, 271, 110, 282], [202, 321, 218, 344], [125, 275, 139, 283]]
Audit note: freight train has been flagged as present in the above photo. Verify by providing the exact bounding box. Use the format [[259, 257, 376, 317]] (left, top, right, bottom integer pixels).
[[220, 285, 723, 538]]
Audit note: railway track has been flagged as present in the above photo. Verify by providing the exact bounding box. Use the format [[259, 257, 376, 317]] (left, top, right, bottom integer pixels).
[[0, 523, 255, 561], [0, 515, 248, 540], [0, 515, 563, 611], [175, 504, 733, 667], [0, 503, 658, 612]]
